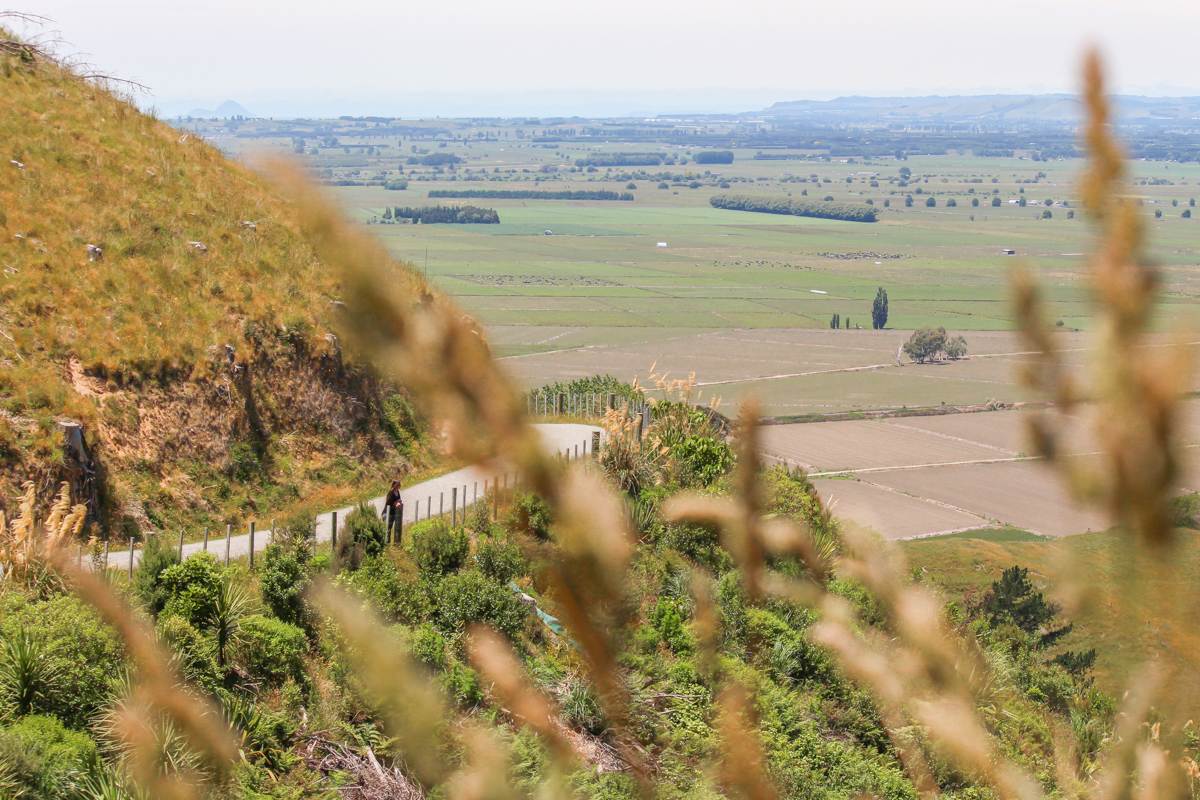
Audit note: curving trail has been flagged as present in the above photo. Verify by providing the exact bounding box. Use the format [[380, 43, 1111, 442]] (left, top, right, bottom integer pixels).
[[90, 423, 603, 571]]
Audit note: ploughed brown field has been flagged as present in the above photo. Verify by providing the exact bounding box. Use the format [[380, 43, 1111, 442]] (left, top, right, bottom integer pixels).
[[496, 326, 1200, 416], [762, 401, 1200, 539]]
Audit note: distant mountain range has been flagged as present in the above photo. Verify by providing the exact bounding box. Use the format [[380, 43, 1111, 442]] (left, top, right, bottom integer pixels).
[[761, 94, 1200, 126], [183, 99, 252, 119]]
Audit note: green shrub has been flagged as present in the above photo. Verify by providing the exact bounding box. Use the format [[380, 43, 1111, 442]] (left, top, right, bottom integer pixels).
[[260, 540, 312, 629], [338, 555, 431, 624], [433, 570, 528, 639], [475, 536, 525, 584], [650, 597, 693, 654], [0, 593, 123, 728], [411, 521, 469, 576], [159, 553, 225, 629], [0, 714, 99, 800], [235, 615, 308, 688], [342, 502, 387, 564], [156, 615, 221, 695], [410, 624, 447, 670], [715, 571, 748, 648], [225, 441, 263, 482], [439, 660, 484, 708], [662, 521, 729, 572], [671, 435, 733, 486], [509, 492, 552, 540], [132, 533, 180, 615]]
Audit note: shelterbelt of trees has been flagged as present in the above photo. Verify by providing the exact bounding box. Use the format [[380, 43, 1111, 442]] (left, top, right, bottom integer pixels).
[[710, 193, 879, 222], [574, 152, 666, 167], [390, 205, 500, 224], [429, 189, 635, 201]]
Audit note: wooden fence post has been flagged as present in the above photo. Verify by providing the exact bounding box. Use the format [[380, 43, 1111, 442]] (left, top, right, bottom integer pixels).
[[249, 522, 256, 569], [452, 487, 458, 526], [128, 537, 134, 577], [203, 528, 209, 552], [225, 524, 231, 565], [178, 529, 185, 560], [331, 510, 338, 553], [103, 539, 109, 571]]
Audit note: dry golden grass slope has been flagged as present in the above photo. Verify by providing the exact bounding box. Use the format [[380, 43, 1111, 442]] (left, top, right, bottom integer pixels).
[[0, 43, 425, 532]]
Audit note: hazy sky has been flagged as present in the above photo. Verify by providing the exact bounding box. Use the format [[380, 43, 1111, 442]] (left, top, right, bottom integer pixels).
[[16, 0, 1200, 117]]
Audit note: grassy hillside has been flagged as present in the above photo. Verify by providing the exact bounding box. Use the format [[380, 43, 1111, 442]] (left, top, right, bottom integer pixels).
[[0, 42, 425, 531]]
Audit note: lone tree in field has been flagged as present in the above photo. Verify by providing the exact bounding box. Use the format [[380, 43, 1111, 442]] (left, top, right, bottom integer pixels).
[[871, 287, 889, 329], [902, 326, 948, 363], [944, 334, 968, 360]]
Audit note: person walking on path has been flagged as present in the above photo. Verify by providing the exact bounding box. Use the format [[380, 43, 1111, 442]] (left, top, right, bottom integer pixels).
[[383, 480, 404, 543]]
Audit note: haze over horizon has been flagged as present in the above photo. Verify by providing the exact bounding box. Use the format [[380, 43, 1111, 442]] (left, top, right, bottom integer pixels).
[[17, 0, 1200, 117]]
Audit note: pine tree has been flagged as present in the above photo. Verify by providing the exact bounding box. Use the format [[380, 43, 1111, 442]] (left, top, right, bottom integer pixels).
[[871, 287, 889, 330]]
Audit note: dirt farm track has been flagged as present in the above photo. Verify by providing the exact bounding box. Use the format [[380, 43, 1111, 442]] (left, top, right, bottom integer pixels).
[[761, 401, 1200, 539]]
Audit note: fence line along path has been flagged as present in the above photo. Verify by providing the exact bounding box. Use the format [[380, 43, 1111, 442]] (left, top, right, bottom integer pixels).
[[92, 423, 604, 573]]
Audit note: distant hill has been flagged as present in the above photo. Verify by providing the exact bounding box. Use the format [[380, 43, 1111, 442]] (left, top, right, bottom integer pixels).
[[0, 47, 425, 532], [184, 99, 253, 119], [762, 93, 1200, 126]]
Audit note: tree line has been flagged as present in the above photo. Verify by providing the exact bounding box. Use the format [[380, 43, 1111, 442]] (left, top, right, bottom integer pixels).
[[387, 205, 500, 224], [574, 153, 664, 167], [709, 193, 878, 223], [693, 150, 734, 164], [407, 153, 461, 166], [429, 189, 635, 201]]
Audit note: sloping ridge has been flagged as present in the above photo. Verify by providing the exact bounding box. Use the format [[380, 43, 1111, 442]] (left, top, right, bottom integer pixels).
[[0, 43, 424, 532]]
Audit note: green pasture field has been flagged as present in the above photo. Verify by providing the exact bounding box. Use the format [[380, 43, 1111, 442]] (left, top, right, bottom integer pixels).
[[311, 145, 1199, 350], [215, 132, 1200, 408]]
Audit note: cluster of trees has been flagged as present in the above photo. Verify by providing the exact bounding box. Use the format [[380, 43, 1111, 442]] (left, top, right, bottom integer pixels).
[[710, 193, 878, 223], [429, 189, 635, 201], [388, 205, 500, 224], [903, 326, 968, 363], [407, 153, 461, 166], [574, 152, 664, 167], [829, 313, 853, 329], [693, 150, 735, 164]]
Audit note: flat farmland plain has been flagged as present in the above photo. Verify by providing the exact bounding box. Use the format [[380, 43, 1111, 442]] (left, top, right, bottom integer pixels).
[[313, 152, 1200, 366], [497, 327, 1200, 415], [764, 401, 1200, 539]]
